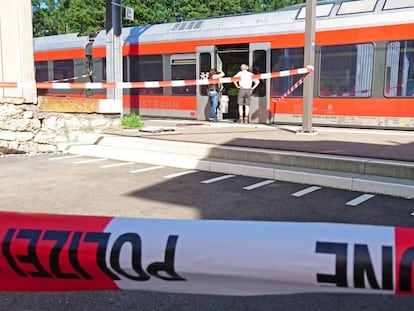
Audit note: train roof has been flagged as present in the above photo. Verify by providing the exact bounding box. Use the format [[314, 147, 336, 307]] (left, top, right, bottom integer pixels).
[[34, 33, 90, 51], [34, 0, 414, 51]]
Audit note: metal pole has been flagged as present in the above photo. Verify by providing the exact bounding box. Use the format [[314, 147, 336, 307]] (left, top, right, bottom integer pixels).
[[106, 0, 123, 113], [299, 0, 316, 134], [106, 0, 114, 101], [113, 0, 123, 110]]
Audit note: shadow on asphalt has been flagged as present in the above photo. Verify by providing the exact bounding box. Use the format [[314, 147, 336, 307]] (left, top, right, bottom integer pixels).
[[125, 169, 414, 227]]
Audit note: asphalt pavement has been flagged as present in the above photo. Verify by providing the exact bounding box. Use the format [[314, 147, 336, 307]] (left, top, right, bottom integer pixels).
[[1, 119, 414, 309]]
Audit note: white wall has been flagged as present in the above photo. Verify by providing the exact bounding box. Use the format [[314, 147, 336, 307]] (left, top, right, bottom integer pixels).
[[0, 0, 36, 103]]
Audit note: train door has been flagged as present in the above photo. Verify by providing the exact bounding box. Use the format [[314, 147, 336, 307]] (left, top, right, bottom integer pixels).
[[196, 45, 217, 120], [217, 44, 249, 121], [197, 44, 249, 121], [249, 42, 271, 124], [196, 43, 270, 123]]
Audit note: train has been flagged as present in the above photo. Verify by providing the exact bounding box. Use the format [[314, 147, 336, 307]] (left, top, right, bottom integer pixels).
[[34, 0, 414, 129]]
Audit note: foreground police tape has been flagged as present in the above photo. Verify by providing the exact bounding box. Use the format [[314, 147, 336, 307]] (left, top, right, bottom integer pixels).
[[1, 211, 413, 295], [0, 66, 313, 90]]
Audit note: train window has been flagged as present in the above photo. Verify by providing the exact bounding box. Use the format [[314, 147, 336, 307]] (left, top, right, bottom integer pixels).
[[271, 48, 304, 97], [337, 0, 376, 15], [385, 40, 414, 97], [53, 60, 74, 81], [95, 58, 106, 82], [296, 3, 334, 19], [35, 61, 49, 82], [171, 55, 196, 95], [171, 21, 203, 31], [252, 50, 266, 97], [129, 55, 163, 95], [186, 21, 195, 29], [319, 43, 373, 97], [35, 61, 49, 95], [171, 23, 180, 31], [383, 0, 414, 10], [199, 53, 211, 96]]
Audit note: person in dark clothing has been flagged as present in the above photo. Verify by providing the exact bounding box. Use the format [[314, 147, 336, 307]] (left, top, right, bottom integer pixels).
[[207, 68, 225, 121]]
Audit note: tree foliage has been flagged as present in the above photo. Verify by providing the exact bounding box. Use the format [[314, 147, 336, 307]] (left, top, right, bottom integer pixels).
[[32, 0, 306, 37]]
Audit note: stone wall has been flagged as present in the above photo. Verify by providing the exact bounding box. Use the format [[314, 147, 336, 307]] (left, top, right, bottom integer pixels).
[[0, 98, 120, 154]]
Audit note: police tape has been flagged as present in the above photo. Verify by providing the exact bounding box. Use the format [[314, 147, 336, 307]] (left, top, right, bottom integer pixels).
[[0, 66, 313, 90], [0, 211, 413, 296], [45, 72, 93, 83], [273, 75, 306, 105]]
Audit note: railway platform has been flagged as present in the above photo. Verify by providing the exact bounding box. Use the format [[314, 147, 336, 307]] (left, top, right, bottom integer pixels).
[[63, 118, 414, 198]]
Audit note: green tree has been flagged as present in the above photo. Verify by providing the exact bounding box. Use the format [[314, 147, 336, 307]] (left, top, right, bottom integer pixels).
[[63, 0, 106, 35], [32, 0, 105, 36], [32, 0, 69, 36], [32, 0, 306, 37]]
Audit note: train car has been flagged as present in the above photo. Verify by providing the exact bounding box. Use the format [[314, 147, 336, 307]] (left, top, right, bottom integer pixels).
[[34, 33, 94, 97], [34, 0, 414, 129]]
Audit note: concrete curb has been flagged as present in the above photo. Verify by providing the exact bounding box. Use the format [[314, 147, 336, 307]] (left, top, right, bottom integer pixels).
[[61, 133, 414, 199]]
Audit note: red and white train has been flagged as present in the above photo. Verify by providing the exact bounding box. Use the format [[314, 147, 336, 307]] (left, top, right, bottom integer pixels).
[[34, 0, 414, 128]]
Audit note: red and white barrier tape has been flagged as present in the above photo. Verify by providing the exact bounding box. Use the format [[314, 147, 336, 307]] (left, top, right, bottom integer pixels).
[[270, 74, 307, 123], [0, 211, 413, 295], [0, 66, 313, 90], [43, 72, 93, 83], [272, 75, 306, 105]]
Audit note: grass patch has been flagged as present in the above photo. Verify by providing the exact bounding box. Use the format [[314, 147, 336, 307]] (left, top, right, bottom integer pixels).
[[121, 113, 144, 128]]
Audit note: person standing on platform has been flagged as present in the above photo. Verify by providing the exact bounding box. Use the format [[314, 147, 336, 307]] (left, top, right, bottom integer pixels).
[[207, 68, 225, 122], [233, 64, 259, 123]]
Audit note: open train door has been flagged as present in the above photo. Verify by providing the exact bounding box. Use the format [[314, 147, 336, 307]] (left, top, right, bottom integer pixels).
[[249, 42, 271, 124], [196, 45, 217, 120]]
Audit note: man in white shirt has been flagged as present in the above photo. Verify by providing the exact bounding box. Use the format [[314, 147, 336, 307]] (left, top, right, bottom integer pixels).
[[233, 64, 260, 123]]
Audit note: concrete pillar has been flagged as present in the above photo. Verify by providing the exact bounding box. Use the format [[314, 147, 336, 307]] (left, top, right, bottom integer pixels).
[[0, 0, 36, 103]]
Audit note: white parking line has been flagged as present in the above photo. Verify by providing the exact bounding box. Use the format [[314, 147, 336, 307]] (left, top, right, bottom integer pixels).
[[243, 180, 275, 190], [130, 166, 165, 174], [48, 154, 83, 160], [164, 170, 198, 179], [411, 212, 414, 216], [346, 194, 375, 206], [100, 162, 135, 168], [291, 186, 322, 197], [73, 158, 108, 164], [201, 175, 235, 184]]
